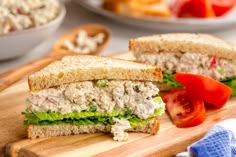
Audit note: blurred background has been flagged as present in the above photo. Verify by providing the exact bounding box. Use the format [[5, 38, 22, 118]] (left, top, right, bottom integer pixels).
[[1, 0, 236, 73]]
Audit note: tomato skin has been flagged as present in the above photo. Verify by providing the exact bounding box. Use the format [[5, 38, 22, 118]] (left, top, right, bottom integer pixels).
[[172, 0, 215, 18], [162, 88, 206, 128], [210, 0, 236, 16], [174, 73, 232, 108]]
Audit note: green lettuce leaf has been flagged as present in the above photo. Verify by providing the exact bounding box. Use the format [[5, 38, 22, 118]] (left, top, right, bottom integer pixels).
[[162, 73, 182, 88], [221, 77, 236, 96], [22, 104, 165, 128], [162, 73, 236, 96]]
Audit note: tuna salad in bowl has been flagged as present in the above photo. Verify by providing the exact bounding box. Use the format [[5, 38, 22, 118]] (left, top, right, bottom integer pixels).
[[0, 0, 66, 60]]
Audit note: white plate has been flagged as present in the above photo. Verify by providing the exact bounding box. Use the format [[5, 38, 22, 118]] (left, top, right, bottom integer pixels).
[[75, 0, 236, 32]]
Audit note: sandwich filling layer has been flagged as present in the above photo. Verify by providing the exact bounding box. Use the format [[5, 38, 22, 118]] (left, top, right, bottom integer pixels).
[[136, 52, 236, 95], [136, 52, 236, 81], [26, 80, 164, 119], [24, 80, 165, 140]]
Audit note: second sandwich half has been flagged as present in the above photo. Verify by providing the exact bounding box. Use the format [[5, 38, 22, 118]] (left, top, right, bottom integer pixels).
[[23, 55, 165, 141]]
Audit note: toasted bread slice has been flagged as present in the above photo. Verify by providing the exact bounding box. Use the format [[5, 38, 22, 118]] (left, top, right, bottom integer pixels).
[[28, 118, 159, 139], [129, 33, 236, 60], [28, 55, 162, 91]]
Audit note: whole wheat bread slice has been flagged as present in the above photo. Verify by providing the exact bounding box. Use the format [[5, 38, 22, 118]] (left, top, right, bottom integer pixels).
[[28, 55, 162, 91], [28, 118, 159, 139], [129, 33, 236, 60]]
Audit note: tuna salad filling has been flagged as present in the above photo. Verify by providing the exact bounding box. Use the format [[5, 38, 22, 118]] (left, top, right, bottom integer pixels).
[[136, 52, 236, 96], [23, 80, 165, 131], [137, 52, 236, 81], [0, 0, 60, 34], [25, 80, 164, 119]]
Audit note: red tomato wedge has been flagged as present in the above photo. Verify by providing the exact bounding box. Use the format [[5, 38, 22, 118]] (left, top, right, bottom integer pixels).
[[162, 88, 206, 128], [172, 0, 215, 18], [210, 0, 236, 16], [174, 73, 232, 108]]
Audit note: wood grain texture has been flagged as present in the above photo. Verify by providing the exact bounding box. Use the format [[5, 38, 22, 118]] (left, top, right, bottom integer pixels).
[[52, 24, 111, 56], [1, 52, 236, 157]]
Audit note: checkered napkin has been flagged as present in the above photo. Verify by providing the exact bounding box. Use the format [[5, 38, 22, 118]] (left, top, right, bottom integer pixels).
[[176, 119, 236, 157]]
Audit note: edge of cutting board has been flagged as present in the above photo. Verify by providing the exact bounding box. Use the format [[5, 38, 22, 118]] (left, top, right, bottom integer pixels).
[[2, 51, 236, 157]]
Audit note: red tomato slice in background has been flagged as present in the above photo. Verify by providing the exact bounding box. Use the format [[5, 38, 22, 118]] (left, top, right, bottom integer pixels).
[[210, 0, 236, 16], [174, 73, 232, 108], [162, 88, 206, 128], [172, 0, 215, 18]]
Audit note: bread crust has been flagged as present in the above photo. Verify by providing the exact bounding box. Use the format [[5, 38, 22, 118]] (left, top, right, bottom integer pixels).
[[28, 55, 162, 91], [27, 118, 160, 139], [129, 33, 236, 60]]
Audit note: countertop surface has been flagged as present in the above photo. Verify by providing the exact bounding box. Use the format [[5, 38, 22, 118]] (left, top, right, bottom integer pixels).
[[1, 0, 236, 73]]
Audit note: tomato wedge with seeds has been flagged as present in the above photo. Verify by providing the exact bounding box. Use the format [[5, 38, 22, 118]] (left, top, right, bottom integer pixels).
[[174, 73, 232, 108], [162, 88, 206, 128]]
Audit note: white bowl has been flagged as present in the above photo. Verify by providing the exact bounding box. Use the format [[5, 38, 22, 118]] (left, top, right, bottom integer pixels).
[[0, 2, 66, 61]]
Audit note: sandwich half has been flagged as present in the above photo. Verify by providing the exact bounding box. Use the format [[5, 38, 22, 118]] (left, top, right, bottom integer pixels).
[[129, 33, 236, 95], [23, 55, 165, 141]]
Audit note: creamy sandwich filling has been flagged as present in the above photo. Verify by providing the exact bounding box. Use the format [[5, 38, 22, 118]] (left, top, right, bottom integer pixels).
[[137, 52, 236, 81], [136, 52, 236, 96], [23, 80, 165, 140]]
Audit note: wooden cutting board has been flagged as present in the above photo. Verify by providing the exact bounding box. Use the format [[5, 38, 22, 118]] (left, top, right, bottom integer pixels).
[[1, 52, 236, 157]]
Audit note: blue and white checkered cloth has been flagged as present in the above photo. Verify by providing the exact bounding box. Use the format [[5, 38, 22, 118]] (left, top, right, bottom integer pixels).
[[176, 119, 236, 157]]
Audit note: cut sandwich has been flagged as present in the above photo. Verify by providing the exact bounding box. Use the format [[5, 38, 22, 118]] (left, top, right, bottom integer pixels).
[[22, 55, 165, 141], [129, 33, 236, 96]]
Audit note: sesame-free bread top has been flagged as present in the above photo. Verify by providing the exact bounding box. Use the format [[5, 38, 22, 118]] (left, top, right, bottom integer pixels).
[[129, 33, 236, 60], [28, 55, 162, 91]]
